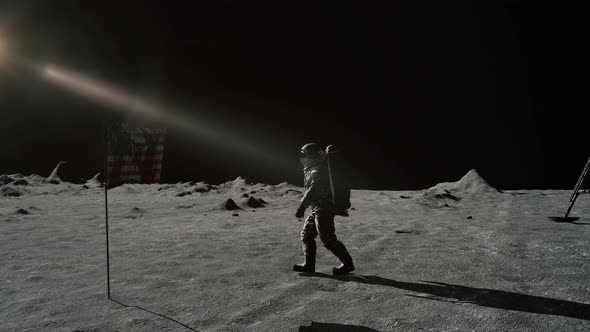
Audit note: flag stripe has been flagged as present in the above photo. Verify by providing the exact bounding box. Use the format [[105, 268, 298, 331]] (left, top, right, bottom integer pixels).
[[108, 153, 164, 161], [135, 133, 167, 138], [107, 125, 167, 185], [109, 165, 162, 171], [132, 143, 166, 148], [110, 164, 162, 171]]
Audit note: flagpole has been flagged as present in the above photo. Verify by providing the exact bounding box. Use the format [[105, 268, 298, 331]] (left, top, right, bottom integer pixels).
[[104, 126, 111, 299]]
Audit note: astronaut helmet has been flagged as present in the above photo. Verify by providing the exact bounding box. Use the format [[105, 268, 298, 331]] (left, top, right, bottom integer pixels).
[[299, 143, 324, 168]]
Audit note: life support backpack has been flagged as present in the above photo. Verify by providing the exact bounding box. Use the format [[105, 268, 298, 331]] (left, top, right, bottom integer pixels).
[[325, 144, 351, 216]]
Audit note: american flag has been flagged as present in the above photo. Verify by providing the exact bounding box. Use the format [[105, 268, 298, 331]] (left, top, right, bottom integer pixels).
[[107, 123, 167, 187]]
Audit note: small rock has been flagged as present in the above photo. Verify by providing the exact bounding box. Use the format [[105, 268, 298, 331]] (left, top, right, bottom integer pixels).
[[232, 213, 240, 217], [396, 229, 413, 234], [221, 198, 242, 211], [12, 179, 29, 186], [176, 204, 196, 209], [16, 209, 30, 215], [1, 187, 21, 197], [194, 186, 211, 193], [0, 174, 14, 185], [252, 210, 256, 212], [128, 207, 146, 214], [82, 185, 89, 189], [246, 197, 265, 208], [242, 193, 249, 198], [350, 207, 356, 210], [467, 216, 473, 220], [400, 195, 411, 199]]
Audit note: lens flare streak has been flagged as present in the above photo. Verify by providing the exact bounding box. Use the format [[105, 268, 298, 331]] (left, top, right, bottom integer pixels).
[[45, 66, 162, 119], [42, 65, 286, 165]]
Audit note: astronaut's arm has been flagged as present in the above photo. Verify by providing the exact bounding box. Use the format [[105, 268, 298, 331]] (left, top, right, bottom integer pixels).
[[299, 171, 321, 209]]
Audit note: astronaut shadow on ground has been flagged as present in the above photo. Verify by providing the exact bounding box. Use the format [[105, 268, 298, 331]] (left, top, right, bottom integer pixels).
[[300, 273, 590, 321], [298, 321, 381, 331]]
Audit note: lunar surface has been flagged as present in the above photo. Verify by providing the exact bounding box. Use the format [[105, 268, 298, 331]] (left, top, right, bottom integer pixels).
[[1, 168, 590, 331]]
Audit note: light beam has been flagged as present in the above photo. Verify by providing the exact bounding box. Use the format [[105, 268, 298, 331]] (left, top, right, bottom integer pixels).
[[42, 64, 290, 168], [0, 35, 8, 66]]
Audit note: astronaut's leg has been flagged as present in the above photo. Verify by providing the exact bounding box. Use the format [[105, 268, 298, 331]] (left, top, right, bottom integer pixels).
[[316, 209, 354, 275], [293, 212, 317, 272]]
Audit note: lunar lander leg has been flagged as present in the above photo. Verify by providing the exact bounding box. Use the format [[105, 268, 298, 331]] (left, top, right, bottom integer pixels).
[[550, 157, 590, 222], [564, 157, 590, 218]]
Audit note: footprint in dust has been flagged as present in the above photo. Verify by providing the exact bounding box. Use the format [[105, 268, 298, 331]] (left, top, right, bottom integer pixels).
[[250, 282, 271, 289], [27, 276, 44, 282]]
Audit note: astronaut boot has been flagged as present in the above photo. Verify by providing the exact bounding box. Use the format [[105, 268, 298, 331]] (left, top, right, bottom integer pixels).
[[293, 241, 316, 273], [330, 241, 355, 275]]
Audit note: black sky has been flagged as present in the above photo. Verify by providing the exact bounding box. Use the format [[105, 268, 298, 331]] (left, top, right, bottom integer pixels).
[[0, 1, 587, 189]]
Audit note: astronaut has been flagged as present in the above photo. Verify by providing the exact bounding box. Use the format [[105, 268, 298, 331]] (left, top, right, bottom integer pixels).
[[293, 143, 355, 275]]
